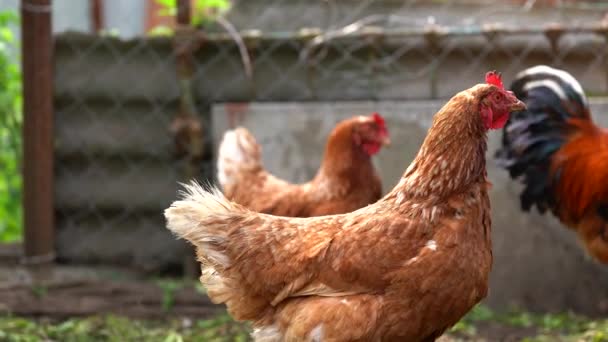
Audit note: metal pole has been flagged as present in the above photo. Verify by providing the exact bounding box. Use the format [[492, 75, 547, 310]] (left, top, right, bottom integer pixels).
[[21, 0, 55, 263], [177, 0, 191, 26], [90, 0, 104, 33], [174, 0, 202, 278]]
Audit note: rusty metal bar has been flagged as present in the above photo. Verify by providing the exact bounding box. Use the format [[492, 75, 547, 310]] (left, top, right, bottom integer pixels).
[[21, 0, 55, 263], [174, 0, 203, 278], [177, 0, 191, 26], [90, 0, 104, 33]]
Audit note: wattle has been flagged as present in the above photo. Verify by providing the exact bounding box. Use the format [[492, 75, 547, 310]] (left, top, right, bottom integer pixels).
[[481, 105, 509, 130], [363, 142, 381, 156], [490, 112, 509, 129]]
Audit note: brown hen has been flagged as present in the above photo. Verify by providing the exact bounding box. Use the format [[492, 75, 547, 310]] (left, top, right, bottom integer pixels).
[[217, 113, 390, 217], [165, 72, 525, 341]]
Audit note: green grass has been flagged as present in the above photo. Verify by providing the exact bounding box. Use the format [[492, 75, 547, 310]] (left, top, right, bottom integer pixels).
[[449, 304, 608, 341], [3, 305, 608, 341], [0, 314, 251, 342]]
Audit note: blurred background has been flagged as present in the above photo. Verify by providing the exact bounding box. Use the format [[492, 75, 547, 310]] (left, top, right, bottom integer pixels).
[[2, 0, 608, 340]]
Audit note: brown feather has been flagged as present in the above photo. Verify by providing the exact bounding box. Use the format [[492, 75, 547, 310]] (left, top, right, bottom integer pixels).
[[548, 118, 608, 263]]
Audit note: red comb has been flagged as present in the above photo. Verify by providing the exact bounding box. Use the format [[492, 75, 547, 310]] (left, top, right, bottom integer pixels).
[[372, 112, 385, 127], [485, 70, 504, 89]]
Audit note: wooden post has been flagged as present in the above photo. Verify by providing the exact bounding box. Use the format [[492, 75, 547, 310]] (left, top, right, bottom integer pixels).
[[21, 0, 55, 263]]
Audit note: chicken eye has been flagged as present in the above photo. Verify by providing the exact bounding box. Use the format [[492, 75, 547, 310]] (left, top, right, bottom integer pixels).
[[494, 93, 503, 101]]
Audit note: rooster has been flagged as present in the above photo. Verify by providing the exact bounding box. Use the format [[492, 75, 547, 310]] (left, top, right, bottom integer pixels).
[[217, 113, 390, 217], [165, 72, 525, 341], [496, 65, 608, 263]]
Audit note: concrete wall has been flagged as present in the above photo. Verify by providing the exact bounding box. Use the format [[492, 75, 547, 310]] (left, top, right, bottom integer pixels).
[[212, 100, 608, 316]]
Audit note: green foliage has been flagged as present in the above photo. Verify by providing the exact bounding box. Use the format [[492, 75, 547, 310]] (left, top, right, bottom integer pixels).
[[450, 304, 608, 341], [30, 285, 48, 299], [0, 314, 251, 342], [148, 25, 175, 37], [0, 10, 22, 243], [5, 306, 608, 341], [149, 0, 231, 35], [99, 28, 121, 37], [155, 0, 178, 17], [155, 279, 182, 312]]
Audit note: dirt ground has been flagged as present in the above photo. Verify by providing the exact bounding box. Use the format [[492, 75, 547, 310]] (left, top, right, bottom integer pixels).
[[1, 263, 607, 341]]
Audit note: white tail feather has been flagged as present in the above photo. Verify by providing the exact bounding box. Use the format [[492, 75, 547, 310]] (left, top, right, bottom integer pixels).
[[166, 181, 279, 324], [251, 325, 283, 342], [217, 127, 262, 188], [164, 181, 238, 267]]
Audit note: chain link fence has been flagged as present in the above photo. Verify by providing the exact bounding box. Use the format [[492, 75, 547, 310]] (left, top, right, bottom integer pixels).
[[5, 0, 608, 272]]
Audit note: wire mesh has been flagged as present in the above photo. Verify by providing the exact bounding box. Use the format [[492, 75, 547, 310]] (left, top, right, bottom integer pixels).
[[9, 0, 608, 271]]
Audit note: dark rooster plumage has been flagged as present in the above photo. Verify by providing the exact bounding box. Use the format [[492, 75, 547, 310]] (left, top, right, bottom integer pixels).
[[496, 65, 608, 263]]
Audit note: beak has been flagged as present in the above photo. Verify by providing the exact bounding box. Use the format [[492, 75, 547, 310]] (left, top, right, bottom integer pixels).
[[509, 99, 526, 112], [381, 135, 391, 147]]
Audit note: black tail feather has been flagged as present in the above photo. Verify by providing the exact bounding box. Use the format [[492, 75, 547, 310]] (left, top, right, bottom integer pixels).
[[495, 65, 590, 215]]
